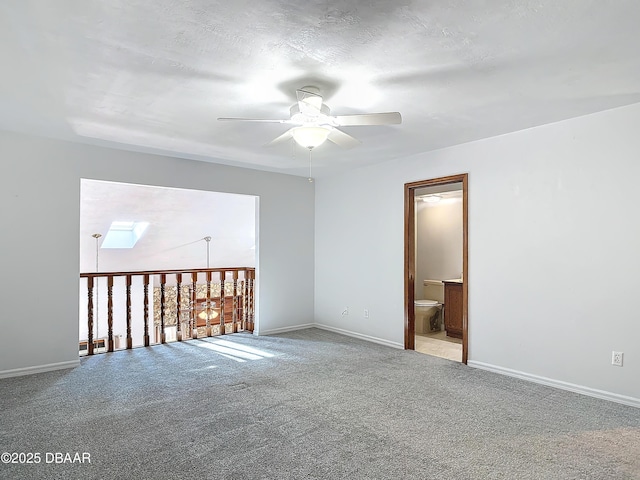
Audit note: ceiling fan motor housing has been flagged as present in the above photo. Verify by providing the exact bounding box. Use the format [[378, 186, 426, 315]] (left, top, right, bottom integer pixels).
[[290, 103, 333, 125]]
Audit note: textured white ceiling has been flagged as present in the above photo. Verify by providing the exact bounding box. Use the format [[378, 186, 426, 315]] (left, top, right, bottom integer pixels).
[[2, 1, 640, 178]]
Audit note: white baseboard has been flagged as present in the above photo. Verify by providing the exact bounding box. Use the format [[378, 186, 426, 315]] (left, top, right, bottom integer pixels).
[[313, 324, 404, 350], [0, 360, 80, 379], [257, 323, 316, 336], [257, 323, 404, 350], [468, 360, 640, 409]]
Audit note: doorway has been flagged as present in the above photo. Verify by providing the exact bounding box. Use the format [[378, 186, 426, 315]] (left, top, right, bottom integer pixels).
[[404, 174, 468, 363]]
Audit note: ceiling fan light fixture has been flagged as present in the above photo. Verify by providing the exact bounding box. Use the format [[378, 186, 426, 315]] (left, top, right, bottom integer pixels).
[[218, 86, 401, 151], [292, 126, 330, 149]]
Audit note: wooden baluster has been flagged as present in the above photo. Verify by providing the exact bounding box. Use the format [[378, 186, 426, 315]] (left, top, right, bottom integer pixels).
[[243, 271, 248, 330], [245, 271, 250, 332], [126, 275, 132, 349], [187, 281, 193, 338], [206, 271, 212, 336], [176, 273, 182, 341], [232, 271, 239, 333], [239, 274, 244, 331], [107, 276, 114, 352], [143, 274, 150, 347], [191, 272, 198, 338], [248, 270, 254, 332], [244, 271, 249, 332], [87, 276, 94, 356], [160, 273, 166, 344], [219, 271, 226, 334]]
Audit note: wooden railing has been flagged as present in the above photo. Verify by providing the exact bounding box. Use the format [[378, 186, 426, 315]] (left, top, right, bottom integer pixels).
[[79, 267, 255, 356]]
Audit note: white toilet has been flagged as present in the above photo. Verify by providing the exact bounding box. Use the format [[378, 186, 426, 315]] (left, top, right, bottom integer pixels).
[[414, 280, 444, 334]]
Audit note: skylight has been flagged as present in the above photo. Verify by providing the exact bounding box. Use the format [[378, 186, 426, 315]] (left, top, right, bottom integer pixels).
[[101, 221, 149, 249]]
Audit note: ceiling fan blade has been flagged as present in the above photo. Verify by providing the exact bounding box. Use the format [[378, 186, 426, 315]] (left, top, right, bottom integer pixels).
[[296, 87, 323, 116], [327, 128, 361, 149], [265, 128, 294, 146], [218, 117, 290, 123], [333, 112, 402, 126]]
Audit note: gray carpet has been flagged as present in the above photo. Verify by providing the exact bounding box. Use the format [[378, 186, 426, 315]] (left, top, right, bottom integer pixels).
[[1, 328, 639, 479]]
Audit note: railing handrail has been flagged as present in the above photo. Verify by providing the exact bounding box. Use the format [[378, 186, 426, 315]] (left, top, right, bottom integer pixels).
[[80, 266, 255, 278]]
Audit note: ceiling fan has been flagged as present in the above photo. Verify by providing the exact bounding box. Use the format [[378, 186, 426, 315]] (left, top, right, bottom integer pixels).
[[218, 86, 402, 150]]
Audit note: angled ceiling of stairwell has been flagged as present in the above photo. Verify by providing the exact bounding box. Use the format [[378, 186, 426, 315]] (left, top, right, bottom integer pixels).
[[79, 179, 256, 273], [1, 1, 640, 178]]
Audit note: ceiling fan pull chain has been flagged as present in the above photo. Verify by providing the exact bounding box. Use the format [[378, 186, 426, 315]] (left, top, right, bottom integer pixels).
[[308, 147, 313, 183]]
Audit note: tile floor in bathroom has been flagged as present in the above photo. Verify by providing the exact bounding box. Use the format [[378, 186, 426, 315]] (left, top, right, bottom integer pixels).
[[415, 330, 462, 362]]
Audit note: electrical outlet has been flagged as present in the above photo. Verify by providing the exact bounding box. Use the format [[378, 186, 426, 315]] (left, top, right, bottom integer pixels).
[[364, 309, 369, 319], [612, 351, 624, 367], [341, 307, 349, 317]]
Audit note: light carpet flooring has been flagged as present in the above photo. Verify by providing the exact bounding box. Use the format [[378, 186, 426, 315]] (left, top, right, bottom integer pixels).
[[1, 328, 639, 479], [415, 330, 462, 362]]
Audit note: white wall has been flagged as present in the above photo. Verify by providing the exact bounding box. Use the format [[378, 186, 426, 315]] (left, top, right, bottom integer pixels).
[[0, 131, 314, 375], [416, 199, 463, 289], [315, 102, 640, 404]]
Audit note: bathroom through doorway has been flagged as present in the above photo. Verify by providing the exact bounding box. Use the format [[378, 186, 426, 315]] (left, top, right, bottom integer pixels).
[[404, 174, 468, 363]]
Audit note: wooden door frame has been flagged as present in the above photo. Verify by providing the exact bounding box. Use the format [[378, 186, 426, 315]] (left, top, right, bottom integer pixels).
[[404, 173, 469, 364]]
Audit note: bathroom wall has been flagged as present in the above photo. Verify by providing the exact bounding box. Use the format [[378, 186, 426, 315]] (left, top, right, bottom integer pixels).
[[415, 197, 463, 293]]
